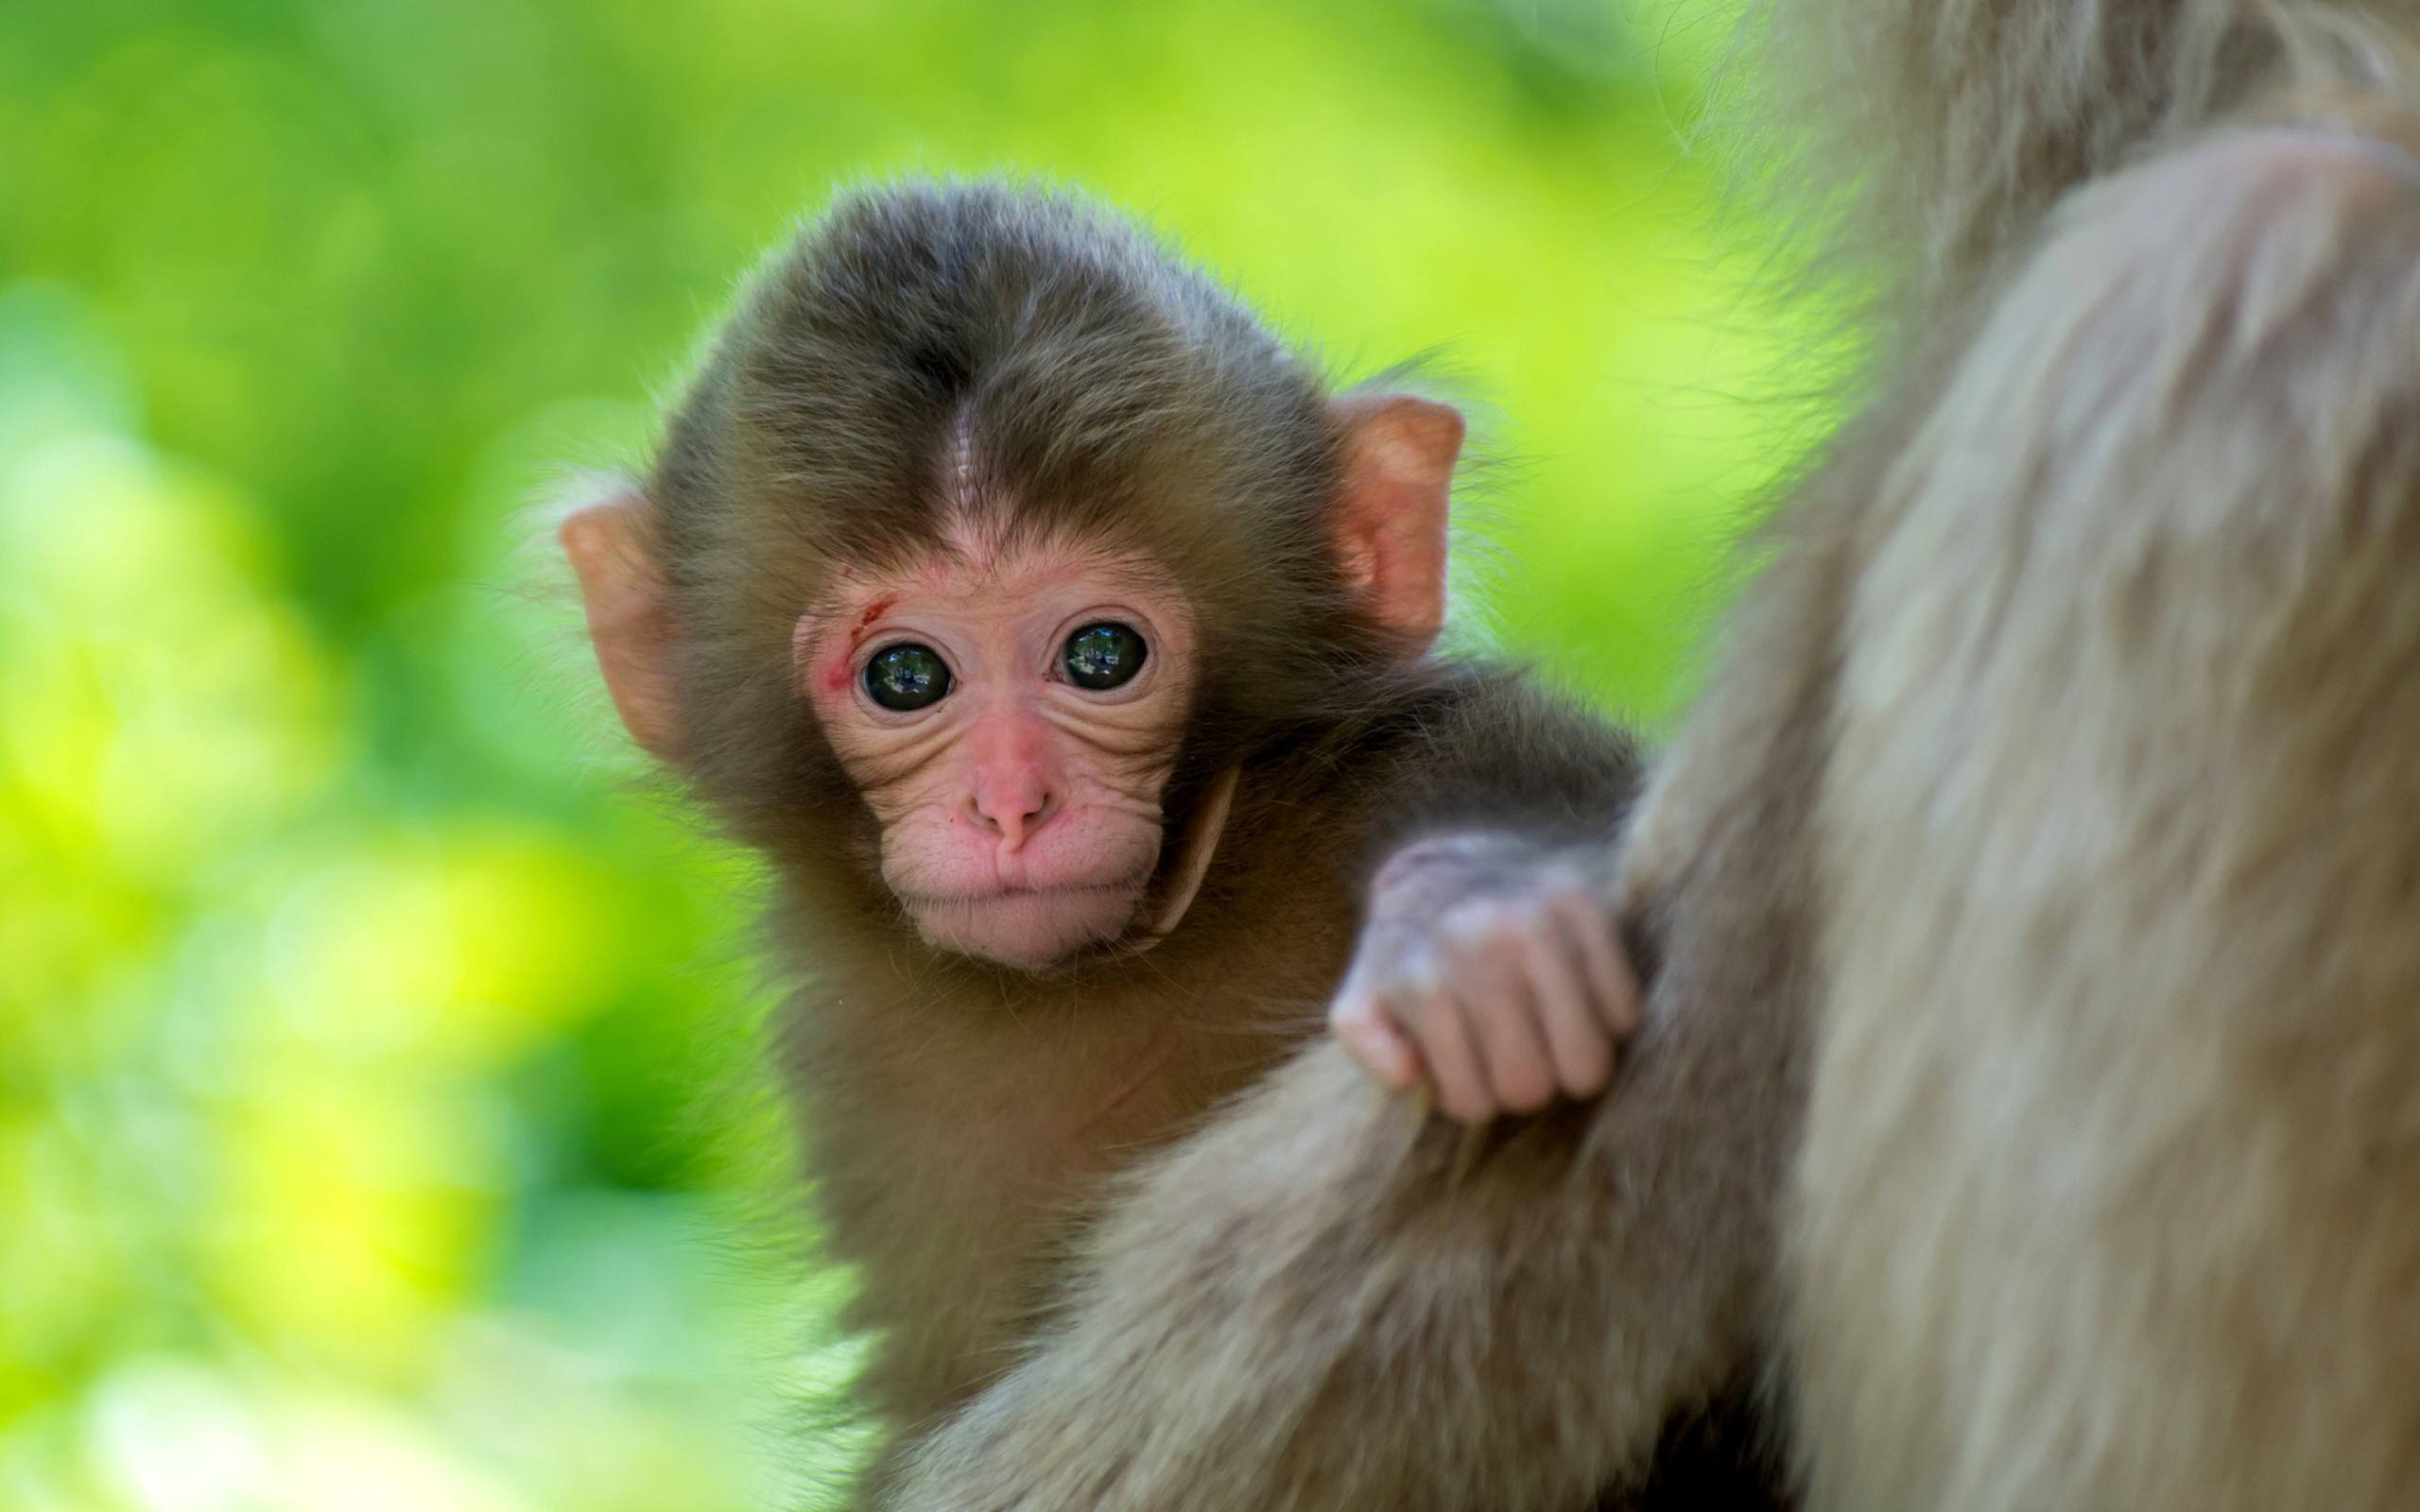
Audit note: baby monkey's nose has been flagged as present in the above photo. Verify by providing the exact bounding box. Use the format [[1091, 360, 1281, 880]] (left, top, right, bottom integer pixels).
[[968, 777, 1058, 850]]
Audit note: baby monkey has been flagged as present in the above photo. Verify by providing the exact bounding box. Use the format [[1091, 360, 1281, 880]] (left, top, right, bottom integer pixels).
[[560, 179, 1640, 1470]]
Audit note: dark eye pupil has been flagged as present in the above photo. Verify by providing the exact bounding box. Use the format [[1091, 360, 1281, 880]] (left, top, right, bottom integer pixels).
[[1063, 623, 1147, 690], [864, 644, 951, 711]]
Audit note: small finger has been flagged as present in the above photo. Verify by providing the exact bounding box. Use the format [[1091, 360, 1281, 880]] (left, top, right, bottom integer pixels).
[[1520, 929, 1616, 1099], [1406, 987, 1497, 1125], [1329, 991, 1425, 1091], [1462, 935, 1558, 1115], [1550, 888, 1642, 1037]]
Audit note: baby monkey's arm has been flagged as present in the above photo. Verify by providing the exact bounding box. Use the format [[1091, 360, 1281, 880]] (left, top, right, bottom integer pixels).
[[1331, 833, 1640, 1123]]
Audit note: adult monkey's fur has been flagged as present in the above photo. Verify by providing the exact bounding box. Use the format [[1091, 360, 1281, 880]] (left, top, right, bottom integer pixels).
[[875, 1, 2420, 1507]]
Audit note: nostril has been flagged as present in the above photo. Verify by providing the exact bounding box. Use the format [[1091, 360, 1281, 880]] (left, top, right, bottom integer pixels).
[[967, 785, 1056, 847]]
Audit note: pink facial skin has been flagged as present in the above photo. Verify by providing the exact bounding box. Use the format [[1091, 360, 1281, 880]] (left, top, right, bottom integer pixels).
[[795, 527, 1198, 971]]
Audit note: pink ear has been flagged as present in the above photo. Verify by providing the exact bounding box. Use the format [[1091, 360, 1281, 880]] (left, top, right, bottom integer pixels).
[[1329, 393, 1463, 652], [559, 487, 684, 763]]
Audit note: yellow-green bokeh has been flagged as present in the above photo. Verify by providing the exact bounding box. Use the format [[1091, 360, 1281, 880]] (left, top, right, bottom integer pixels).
[[3, 3, 1782, 1506]]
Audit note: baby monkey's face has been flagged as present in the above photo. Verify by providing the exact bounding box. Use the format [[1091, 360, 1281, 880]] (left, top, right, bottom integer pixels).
[[794, 527, 1199, 971]]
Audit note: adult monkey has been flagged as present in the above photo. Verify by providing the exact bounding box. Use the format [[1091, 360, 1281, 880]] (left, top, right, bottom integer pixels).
[[877, 1, 2420, 1508]]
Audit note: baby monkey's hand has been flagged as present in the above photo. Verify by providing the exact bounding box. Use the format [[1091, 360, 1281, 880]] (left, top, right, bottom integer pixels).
[[1329, 836, 1641, 1124]]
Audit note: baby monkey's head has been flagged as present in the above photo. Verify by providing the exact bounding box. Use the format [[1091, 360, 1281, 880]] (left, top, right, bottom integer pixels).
[[563, 179, 1462, 971]]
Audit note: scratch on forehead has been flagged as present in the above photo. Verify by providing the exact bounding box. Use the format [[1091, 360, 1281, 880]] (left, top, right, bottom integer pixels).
[[853, 593, 900, 633]]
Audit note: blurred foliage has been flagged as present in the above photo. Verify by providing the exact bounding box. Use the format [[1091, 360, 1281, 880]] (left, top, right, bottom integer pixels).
[[1, 1, 1786, 1507]]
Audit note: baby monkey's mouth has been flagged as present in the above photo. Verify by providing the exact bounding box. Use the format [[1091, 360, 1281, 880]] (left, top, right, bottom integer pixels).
[[913, 882, 1134, 902], [903, 878, 1151, 971]]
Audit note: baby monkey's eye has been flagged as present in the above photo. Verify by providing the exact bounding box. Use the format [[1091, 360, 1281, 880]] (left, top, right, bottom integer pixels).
[[1063, 623, 1148, 691], [865, 644, 953, 711]]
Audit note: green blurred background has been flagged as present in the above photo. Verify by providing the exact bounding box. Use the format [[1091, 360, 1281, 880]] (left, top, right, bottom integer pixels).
[[2, 2, 1785, 1507]]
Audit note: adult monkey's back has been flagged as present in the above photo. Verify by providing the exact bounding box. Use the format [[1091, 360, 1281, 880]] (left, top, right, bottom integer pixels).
[[1757, 3, 2420, 1506], [879, 2, 2420, 1508]]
